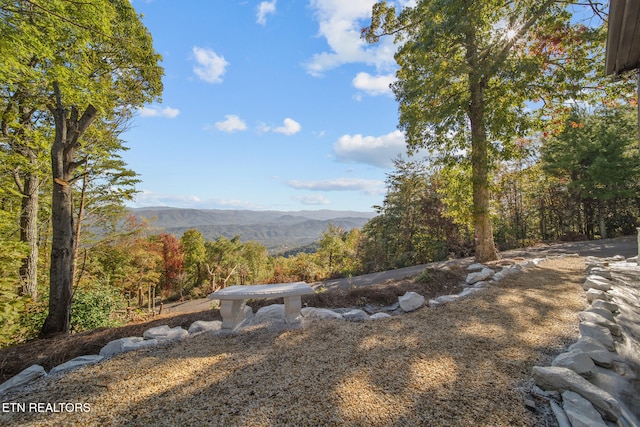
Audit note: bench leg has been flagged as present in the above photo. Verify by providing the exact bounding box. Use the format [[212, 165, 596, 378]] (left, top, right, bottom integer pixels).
[[283, 296, 302, 324], [219, 299, 246, 330]]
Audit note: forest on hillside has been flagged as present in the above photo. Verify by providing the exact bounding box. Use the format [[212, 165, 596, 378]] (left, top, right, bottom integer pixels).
[[1, 0, 638, 347]]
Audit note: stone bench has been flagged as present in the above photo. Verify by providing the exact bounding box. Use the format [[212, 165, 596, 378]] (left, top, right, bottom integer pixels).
[[208, 282, 314, 330]]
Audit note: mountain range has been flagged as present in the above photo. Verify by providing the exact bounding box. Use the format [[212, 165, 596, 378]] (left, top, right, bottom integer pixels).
[[130, 207, 377, 254]]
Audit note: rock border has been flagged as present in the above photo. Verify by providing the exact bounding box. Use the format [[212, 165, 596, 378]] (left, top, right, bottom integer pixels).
[[531, 255, 640, 427]]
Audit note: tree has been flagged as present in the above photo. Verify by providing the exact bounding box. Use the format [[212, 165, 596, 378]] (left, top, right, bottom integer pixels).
[[317, 223, 347, 277], [238, 240, 270, 285], [364, 0, 612, 261], [0, 3, 52, 300], [180, 229, 207, 289], [205, 236, 243, 291], [541, 106, 640, 239], [0, 200, 30, 345], [0, 0, 163, 336], [360, 158, 470, 271], [157, 233, 184, 299]]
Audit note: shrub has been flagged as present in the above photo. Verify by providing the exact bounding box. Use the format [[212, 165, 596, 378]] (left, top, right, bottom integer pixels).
[[414, 268, 433, 283], [70, 286, 127, 333]]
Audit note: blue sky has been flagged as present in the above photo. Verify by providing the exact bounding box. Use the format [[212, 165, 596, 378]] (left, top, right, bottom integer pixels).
[[123, 0, 411, 213]]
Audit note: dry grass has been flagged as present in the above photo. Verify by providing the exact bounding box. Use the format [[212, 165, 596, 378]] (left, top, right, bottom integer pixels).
[[0, 257, 587, 427]]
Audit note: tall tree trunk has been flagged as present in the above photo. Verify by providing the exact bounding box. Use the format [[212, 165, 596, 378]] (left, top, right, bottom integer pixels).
[[41, 83, 97, 337], [598, 202, 607, 240], [73, 157, 89, 285], [468, 82, 499, 261], [3, 99, 40, 301], [18, 171, 39, 300]]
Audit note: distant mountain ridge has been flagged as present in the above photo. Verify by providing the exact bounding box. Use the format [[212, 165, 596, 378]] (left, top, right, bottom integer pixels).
[[130, 207, 377, 253]]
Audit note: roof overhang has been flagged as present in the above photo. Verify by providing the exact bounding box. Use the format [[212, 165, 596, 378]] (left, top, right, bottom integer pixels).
[[605, 0, 640, 75]]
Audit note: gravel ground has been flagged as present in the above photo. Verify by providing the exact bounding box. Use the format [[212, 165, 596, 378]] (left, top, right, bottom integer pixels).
[[0, 257, 587, 427]]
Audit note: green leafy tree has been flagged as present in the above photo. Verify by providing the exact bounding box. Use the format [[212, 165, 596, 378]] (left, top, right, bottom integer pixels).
[[205, 236, 244, 291], [0, 0, 163, 336], [541, 106, 640, 239], [364, 0, 618, 261], [180, 229, 207, 289], [317, 223, 348, 278], [360, 158, 469, 271], [0, 205, 30, 346], [238, 240, 270, 285]]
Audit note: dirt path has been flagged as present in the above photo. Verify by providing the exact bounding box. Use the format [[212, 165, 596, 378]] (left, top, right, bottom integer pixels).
[[1, 257, 587, 426]]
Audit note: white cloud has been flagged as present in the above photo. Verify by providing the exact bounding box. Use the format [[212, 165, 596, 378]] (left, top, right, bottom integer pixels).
[[293, 194, 331, 205], [130, 190, 258, 210], [259, 118, 302, 135], [213, 115, 248, 132], [352, 72, 395, 96], [192, 47, 229, 84], [305, 0, 397, 76], [333, 130, 405, 168], [131, 190, 202, 208], [138, 105, 180, 118], [256, 0, 277, 25], [287, 177, 385, 194], [273, 118, 302, 135]]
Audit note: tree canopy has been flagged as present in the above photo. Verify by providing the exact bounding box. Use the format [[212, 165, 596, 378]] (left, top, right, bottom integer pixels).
[[364, 0, 630, 261], [1, 0, 163, 336]]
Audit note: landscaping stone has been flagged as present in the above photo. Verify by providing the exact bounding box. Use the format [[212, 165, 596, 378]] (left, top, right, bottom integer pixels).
[[568, 337, 615, 368], [531, 366, 621, 422], [465, 268, 494, 284], [569, 336, 609, 353], [551, 350, 596, 378], [492, 267, 518, 282], [459, 287, 482, 298], [100, 337, 143, 357], [188, 320, 222, 334], [143, 325, 189, 342], [398, 291, 425, 312], [369, 312, 392, 320], [467, 263, 487, 271], [100, 336, 159, 357], [577, 311, 621, 336], [579, 322, 615, 351], [0, 365, 46, 397], [584, 307, 615, 322], [583, 275, 613, 292], [587, 267, 612, 279], [562, 391, 607, 427], [50, 355, 104, 376], [252, 304, 286, 324], [586, 288, 609, 304], [549, 400, 572, 427], [585, 256, 607, 267], [121, 338, 159, 353], [429, 294, 460, 306], [300, 307, 343, 320], [584, 350, 615, 369], [592, 300, 619, 313], [342, 309, 369, 322]]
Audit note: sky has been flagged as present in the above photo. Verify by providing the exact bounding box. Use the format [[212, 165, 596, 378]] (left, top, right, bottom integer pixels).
[[122, 0, 412, 213]]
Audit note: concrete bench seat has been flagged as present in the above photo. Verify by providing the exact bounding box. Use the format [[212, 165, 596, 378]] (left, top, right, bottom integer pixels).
[[208, 282, 314, 330]]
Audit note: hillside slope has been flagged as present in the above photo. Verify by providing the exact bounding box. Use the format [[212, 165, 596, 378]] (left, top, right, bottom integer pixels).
[[130, 207, 376, 252]]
